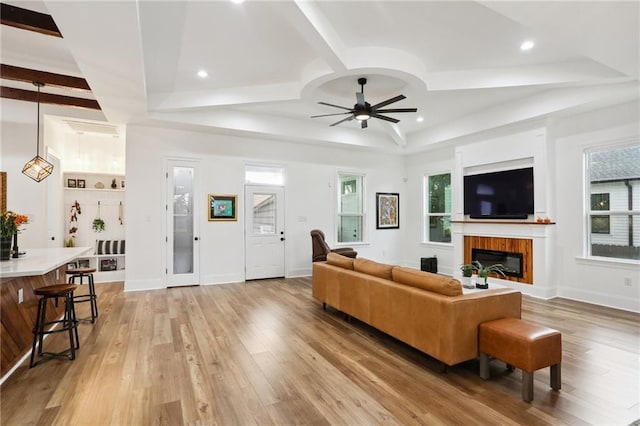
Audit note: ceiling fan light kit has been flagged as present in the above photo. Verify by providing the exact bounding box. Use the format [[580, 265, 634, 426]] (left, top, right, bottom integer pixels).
[[311, 77, 417, 129]]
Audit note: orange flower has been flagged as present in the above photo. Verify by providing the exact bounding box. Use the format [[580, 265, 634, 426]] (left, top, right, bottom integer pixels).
[[0, 211, 30, 237]]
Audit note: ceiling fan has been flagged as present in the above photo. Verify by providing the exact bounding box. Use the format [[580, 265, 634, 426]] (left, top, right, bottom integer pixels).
[[311, 78, 417, 128]]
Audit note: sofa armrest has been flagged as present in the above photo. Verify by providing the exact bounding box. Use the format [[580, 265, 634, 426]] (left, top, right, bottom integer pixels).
[[331, 248, 357, 258], [438, 289, 521, 366]]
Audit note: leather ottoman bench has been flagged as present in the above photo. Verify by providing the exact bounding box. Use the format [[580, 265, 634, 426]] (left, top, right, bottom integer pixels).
[[479, 317, 562, 402]]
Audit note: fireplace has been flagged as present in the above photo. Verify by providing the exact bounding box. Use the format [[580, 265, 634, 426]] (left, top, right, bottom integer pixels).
[[472, 248, 523, 278]]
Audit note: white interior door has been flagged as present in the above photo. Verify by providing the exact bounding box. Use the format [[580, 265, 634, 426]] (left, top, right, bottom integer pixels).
[[46, 153, 62, 248], [245, 185, 285, 280], [166, 160, 200, 287]]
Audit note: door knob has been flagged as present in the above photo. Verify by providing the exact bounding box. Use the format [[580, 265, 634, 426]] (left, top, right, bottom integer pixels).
[[280, 237, 285, 241], [194, 237, 199, 241]]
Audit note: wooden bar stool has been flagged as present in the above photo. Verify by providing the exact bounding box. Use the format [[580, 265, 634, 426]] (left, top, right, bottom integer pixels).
[[66, 267, 98, 323], [30, 284, 80, 368]]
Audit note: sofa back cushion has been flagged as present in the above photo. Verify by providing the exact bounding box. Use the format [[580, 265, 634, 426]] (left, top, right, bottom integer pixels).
[[353, 258, 394, 280], [326, 252, 354, 270], [392, 266, 462, 297]]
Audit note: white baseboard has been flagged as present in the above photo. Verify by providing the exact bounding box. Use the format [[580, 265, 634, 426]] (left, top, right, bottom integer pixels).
[[124, 279, 164, 292], [202, 273, 245, 285], [287, 268, 311, 278], [559, 288, 640, 313]]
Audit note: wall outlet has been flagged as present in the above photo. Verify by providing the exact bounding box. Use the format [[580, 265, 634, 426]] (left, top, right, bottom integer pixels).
[[18, 288, 23, 304]]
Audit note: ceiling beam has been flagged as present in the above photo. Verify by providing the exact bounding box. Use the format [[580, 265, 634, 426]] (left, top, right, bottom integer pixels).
[[0, 3, 62, 37], [0, 86, 100, 110], [1, 64, 91, 91]]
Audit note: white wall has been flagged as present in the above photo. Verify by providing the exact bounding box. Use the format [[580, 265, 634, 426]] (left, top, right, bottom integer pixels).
[[403, 145, 457, 273], [404, 101, 639, 312], [124, 124, 405, 291], [3, 95, 638, 312], [0, 98, 104, 248], [552, 102, 640, 312]]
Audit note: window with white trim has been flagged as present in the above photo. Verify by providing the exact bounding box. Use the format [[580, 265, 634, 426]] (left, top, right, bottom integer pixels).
[[425, 172, 451, 243], [337, 173, 365, 243], [586, 144, 640, 260]]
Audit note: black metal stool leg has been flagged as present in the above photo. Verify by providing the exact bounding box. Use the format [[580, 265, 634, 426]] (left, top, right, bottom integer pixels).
[[37, 298, 48, 356], [71, 293, 80, 349], [65, 293, 76, 360], [30, 297, 45, 368], [89, 273, 98, 320]]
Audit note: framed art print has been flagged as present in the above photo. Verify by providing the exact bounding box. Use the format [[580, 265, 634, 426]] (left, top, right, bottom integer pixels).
[[208, 194, 238, 221], [376, 192, 399, 229]]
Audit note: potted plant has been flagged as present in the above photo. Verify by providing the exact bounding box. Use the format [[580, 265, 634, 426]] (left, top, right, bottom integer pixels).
[[92, 218, 105, 232], [459, 263, 475, 289], [472, 260, 506, 289]]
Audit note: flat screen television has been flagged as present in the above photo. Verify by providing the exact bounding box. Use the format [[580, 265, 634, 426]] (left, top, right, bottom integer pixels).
[[464, 167, 534, 219]]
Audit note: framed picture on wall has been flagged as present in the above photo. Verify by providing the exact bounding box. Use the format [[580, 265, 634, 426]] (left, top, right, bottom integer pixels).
[[208, 194, 238, 221], [77, 179, 86, 188], [67, 178, 77, 188], [376, 192, 399, 229]]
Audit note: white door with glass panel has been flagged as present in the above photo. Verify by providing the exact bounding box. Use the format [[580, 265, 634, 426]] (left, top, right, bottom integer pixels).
[[46, 153, 62, 248], [245, 185, 285, 280], [166, 160, 200, 287]]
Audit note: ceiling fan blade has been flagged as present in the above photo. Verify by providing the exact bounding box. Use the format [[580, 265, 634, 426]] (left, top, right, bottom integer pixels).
[[356, 92, 365, 107], [371, 94, 406, 109], [361, 120, 368, 129], [375, 108, 417, 113], [330, 115, 355, 127], [318, 101, 352, 111], [311, 112, 352, 118], [371, 113, 400, 124]]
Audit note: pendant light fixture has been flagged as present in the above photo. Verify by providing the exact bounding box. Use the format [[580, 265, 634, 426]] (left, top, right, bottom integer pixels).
[[22, 81, 54, 182]]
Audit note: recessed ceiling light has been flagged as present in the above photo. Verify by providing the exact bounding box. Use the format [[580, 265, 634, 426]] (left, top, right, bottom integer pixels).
[[520, 40, 535, 51], [197, 70, 208, 78], [416, 116, 424, 123], [230, 0, 245, 4]]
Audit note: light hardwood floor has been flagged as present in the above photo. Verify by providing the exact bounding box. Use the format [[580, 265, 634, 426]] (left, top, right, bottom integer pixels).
[[1, 277, 638, 425]]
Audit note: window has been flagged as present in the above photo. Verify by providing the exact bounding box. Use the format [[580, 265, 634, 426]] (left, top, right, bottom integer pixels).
[[245, 164, 284, 186], [425, 172, 451, 243], [586, 144, 640, 260], [337, 173, 364, 243]]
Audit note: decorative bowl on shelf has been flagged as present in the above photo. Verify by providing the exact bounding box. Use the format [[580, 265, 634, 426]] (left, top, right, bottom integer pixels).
[[94, 182, 104, 189]]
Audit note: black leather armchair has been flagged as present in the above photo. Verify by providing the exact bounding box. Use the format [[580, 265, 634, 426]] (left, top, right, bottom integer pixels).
[[310, 229, 357, 262]]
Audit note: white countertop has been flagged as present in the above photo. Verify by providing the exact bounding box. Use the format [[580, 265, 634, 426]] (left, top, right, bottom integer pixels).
[[0, 247, 93, 279]]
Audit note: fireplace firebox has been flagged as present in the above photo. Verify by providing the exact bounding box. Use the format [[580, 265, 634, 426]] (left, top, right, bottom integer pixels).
[[471, 248, 523, 278]]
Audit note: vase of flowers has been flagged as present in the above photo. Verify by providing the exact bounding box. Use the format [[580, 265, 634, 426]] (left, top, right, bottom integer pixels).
[[0, 211, 29, 261]]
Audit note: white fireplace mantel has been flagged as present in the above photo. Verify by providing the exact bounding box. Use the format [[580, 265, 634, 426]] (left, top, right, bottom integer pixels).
[[452, 221, 557, 299]]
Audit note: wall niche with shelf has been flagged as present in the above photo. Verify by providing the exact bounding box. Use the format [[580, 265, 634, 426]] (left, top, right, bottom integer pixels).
[[63, 172, 125, 282], [65, 172, 125, 191]]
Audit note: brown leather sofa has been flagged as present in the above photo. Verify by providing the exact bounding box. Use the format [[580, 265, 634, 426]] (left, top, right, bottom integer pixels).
[[310, 229, 357, 262], [312, 253, 522, 367]]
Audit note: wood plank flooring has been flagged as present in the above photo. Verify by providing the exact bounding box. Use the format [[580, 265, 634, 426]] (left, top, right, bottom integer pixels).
[[1, 277, 638, 425]]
